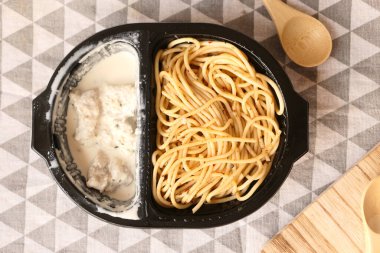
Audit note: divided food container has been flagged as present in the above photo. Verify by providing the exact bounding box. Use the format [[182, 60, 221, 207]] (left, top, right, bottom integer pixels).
[[32, 23, 308, 228]]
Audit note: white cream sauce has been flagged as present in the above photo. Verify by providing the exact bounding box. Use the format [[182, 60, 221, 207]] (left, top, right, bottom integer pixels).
[[66, 50, 139, 201]]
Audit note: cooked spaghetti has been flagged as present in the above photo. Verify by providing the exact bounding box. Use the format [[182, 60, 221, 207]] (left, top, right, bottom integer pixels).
[[152, 38, 284, 213]]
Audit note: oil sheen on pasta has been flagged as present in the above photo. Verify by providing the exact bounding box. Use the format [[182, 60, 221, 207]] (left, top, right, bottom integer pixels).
[[66, 49, 139, 201], [152, 38, 284, 213]]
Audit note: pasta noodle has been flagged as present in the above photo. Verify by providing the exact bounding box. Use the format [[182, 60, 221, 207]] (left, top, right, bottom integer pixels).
[[152, 38, 284, 213]]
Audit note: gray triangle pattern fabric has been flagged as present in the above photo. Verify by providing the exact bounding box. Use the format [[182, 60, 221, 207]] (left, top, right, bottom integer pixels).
[[36, 8, 65, 39], [256, 5, 271, 19], [98, 7, 129, 29], [317, 140, 348, 173], [321, 0, 352, 29], [0, 0, 380, 252], [67, 25, 96, 46], [4, 25, 33, 56], [27, 219, 56, 251], [57, 236, 87, 253], [90, 224, 119, 251], [58, 207, 88, 234], [67, 0, 96, 21], [300, 0, 319, 11], [331, 33, 351, 66], [289, 156, 314, 190], [0, 237, 25, 253], [3, 60, 33, 92], [3, 99, 32, 128], [269, 191, 280, 206], [123, 237, 151, 253], [216, 228, 243, 253], [261, 35, 287, 63], [152, 229, 183, 252], [319, 68, 350, 101], [201, 227, 215, 239], [318, 104, 349, 137], [1, 130, 31, 162], [0, 167, 28, 198], [31, 158, 52, 176], [162, 8, 191, 23], [35, 42, 65, 69], [193, 0, 224, 23], [131, 0, 160, 21], [239, 0, 255, 9], [350, 123, 380, 150], [0, 201, 26, 233], [249, 211, 279, 238], [28, 184, 57, 217], [189, 240, 214, 253], [352, 87, 380, 120], [353, 53, 380, 83], [282, 193, 312, 217], [354, 17, 380, 48], [5, 0, 32, 20], [287, 61, 318, 82], [313, 183, 331, 196], [225, 12, 255, 38]]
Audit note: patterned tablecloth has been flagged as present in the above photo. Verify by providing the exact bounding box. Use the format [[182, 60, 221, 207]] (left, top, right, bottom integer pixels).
[[1, 0, 380, 252]]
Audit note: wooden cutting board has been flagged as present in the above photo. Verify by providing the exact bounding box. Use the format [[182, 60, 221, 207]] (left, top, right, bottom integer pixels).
[[262, 144, 380, 253]]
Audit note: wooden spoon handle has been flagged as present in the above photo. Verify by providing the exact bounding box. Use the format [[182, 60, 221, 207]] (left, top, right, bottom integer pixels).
[[263, 0, 303, 33], [366, 230, 380, 253]]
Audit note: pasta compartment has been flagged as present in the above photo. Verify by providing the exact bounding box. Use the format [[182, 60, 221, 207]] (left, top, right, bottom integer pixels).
[[146, 33, 289, 222]]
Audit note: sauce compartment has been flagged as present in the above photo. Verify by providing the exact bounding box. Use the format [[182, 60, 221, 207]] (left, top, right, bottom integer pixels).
[[51, 34, 146, 215], [32, 23, 308, 228]]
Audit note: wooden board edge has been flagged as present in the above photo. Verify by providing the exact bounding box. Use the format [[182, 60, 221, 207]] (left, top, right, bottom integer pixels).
[[261, 143, 380, 252]]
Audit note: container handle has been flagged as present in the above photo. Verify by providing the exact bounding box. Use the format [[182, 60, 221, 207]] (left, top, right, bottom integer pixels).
[[31, 89, 53, 163]]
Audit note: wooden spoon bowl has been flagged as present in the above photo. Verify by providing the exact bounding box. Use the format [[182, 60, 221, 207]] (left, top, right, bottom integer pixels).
[[362, 175, 380, 253], [264, 0, 332, 67]]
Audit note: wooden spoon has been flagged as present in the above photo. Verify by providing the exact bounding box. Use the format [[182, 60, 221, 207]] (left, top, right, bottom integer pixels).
[[263, 0, 332, 67], [362, 175, 380, 253]]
